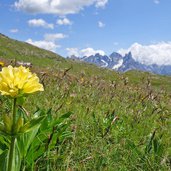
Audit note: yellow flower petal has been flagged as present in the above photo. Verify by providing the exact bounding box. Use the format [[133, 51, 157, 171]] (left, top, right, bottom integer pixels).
[[0, 65, 44, 97]]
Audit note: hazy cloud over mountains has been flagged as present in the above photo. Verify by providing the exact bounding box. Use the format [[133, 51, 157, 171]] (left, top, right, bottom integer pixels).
[[118, 42, 171, 66], [67, 42, 171, 66], [26, 33, 67, 52], [66, 47, 105, 57], [26, 39, 59, 52]]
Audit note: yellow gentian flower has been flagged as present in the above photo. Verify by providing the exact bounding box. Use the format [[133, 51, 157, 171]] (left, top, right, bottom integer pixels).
[[0, 65, 44, 97]]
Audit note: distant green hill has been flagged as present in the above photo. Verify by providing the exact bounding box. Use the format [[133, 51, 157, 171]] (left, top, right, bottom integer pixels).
[[0, 33, 65, 66], [0, 33, 171, 92]]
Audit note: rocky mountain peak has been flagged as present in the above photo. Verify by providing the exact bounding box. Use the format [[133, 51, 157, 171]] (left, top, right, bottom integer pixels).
[[68, 51, 171, 75]]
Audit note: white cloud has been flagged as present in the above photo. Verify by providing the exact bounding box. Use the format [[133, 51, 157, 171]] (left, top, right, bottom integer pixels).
[[26, 39, 60, 52], [118, 42, 171, 65], [66, 47, 105, 57], [14, 0, 108, 15], [153, 0, 160, 4], [10, 29, 19, 33], [28, 19, 54, 29], [57, 18, 72, 25], [98, 21, 105, 28], [95, 0, 108, 8], [44, 33, 67, 42], [26, 32, 67, 52], [81, 48, 105, 56], [66, 48, 80, 57]]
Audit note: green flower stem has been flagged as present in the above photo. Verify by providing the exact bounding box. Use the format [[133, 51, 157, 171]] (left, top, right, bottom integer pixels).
[[8, 98, 17, 171]]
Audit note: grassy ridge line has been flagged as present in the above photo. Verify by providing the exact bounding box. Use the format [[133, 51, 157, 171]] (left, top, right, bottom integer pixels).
[[0, 33, 65, 67], [0, 33, 119, 77], [0, 33, 171, 93]]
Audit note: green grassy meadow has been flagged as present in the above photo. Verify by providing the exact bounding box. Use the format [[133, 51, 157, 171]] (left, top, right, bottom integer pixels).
[[0, 34, 171, 170]]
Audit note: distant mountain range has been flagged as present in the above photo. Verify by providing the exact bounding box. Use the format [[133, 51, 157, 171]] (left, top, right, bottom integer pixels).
[[68, 52, 171, 75]]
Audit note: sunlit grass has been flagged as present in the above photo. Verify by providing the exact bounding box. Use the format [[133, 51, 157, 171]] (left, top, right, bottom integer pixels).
[[0, 34, 170, 170]]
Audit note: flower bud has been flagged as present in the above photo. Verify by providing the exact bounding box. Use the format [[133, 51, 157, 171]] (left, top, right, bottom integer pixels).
[[3, 114, 12, 134]]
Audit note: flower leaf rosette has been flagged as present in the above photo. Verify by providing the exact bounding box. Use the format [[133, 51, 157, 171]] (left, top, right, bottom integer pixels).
[[0, 65, 45, 136], [0, 65, 45, 171]]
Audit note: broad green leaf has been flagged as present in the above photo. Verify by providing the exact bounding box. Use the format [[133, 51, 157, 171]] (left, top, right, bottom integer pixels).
[[20, 115, 45, 133], [12, 142, 22, 171], [4, 140, 21, 171], [17, 127, 39, 159]]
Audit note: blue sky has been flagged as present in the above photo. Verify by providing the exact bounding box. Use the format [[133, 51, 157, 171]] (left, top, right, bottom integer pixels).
[[1, 0, 171, 65]]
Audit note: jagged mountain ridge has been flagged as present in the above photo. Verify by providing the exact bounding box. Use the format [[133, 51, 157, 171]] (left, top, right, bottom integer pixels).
[[69, 52, 171, 75]]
